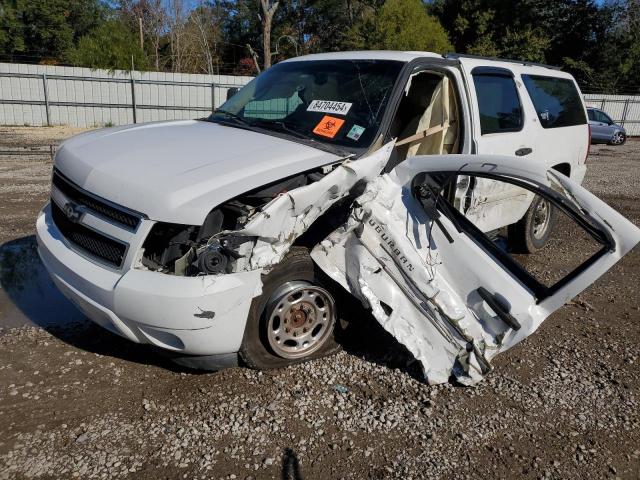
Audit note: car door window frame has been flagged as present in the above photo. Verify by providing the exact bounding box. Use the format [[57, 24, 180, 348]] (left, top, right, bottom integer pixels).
[[413, 171, 613, 302], [598, 110, 613, 124], [471, 67, 524, 135], [380, 58, 465, 148]]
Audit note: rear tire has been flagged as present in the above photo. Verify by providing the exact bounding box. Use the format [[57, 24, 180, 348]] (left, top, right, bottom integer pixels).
[[609, 131, 626, 146], [508, 196, 556, 253], [239, 247, 340, 369]]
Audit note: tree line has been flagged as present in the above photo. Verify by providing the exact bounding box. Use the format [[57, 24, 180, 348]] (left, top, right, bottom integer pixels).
[[0, 0, 638, 93]]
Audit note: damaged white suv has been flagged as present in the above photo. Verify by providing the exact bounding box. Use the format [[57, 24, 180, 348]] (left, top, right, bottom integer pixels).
[[37, 51, 640, 384]]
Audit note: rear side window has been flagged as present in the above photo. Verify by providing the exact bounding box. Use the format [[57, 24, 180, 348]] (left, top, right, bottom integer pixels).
[[472, 73, 523, 135], [522, 75, 587, 128], [593, 109, 612, 123]]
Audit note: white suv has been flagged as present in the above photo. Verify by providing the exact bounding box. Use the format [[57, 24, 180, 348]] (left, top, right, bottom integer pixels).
[[37, 51, 639, 384]]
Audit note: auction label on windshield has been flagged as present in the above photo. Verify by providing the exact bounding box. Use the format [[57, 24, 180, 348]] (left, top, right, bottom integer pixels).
[[313, 115, 345, 138], [307, 100, 352, 115]]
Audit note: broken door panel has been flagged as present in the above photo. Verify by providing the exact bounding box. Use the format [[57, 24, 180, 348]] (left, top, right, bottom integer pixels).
[[313, 154, 640, 384]]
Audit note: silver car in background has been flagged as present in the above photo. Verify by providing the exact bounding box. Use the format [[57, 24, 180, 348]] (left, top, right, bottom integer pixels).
[[588, 107, 627, 145]]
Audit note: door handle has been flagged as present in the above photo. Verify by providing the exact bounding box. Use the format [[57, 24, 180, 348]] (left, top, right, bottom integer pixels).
[[477, 287, 521, 330], [515, 147, 533, 157]]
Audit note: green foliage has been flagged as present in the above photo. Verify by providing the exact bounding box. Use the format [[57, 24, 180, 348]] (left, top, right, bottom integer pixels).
[[370, 0, 453, 52], [0, 0, 25, 57], [500, 28, 551, 63], [0, 0, 638, 93], [0, 0, 106, 63], [65, 20, 149, 71]]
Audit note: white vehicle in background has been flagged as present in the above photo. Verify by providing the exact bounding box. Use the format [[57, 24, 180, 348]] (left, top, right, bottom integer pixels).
[[36, 51, 640, 384]]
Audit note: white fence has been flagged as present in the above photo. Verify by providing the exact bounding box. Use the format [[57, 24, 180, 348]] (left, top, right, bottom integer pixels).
[[1, 63, 639, 136], [584, 94, 640, 136], [0, 63, 252, 127]]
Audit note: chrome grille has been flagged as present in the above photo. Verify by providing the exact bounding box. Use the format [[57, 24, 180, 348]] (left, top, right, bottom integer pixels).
[[51, 202, 127, 268], [52, 169, 142, 230]]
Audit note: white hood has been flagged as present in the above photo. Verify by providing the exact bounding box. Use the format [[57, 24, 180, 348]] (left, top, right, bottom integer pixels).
[[54, 120, 340, 225]]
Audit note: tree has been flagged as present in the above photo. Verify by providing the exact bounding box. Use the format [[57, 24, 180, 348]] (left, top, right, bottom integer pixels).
[[0, 0, 106, 63], [260, 0, 279, 68], [370, 0, 452, 52], [65, 20, 149, 70], [182, 2, 226, 74], [120, 0, 167, 70], [0, 0, 26, 60]]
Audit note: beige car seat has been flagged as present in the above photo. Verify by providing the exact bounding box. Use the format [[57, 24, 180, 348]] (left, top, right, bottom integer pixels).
[[396, 74, 459, 159]]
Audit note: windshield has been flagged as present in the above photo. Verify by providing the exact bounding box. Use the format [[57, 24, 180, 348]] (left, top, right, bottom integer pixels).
[[206, 60, 404, 153]]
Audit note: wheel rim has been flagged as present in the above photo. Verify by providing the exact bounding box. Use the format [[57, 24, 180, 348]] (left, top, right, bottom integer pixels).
[[266, 281, 336, 359], [532, 199, 551, 240], [612, 132, 624, 145]]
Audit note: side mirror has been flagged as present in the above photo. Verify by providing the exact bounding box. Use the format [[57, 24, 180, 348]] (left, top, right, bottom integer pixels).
[[226, 87, 240, 101]]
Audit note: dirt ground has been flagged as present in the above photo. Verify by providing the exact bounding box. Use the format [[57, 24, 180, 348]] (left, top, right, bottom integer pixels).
[[0, 126, 639, 479]]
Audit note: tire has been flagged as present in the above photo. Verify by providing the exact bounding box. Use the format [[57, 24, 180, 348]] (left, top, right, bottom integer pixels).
[[239, 247, 340, 369], [609, 131, 626, 146], [508, 195, 556, 253]]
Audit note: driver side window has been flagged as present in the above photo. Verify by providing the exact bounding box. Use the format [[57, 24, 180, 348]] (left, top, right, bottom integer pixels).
[[595, 110, 611, 124]]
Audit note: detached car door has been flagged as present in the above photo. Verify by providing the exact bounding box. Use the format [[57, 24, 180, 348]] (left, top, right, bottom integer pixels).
[[312, 153, 640, 385]]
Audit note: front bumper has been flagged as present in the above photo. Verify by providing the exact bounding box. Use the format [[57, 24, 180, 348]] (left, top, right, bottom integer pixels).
[[36, 203, 263, 357]]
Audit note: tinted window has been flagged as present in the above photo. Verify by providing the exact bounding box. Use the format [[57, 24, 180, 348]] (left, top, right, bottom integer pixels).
[[472, 74, 523, 135], [522, 75, 586, 128], [587, 109, 595, 121], [594, 109, 612, 123]]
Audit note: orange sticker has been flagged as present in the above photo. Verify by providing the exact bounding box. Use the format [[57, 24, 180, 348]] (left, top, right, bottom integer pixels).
[[313, 115, 345, 139]]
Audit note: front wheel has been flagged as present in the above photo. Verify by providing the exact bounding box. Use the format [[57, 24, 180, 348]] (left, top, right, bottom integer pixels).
[[609, 131, 626, 146], [508, 196, 556, 253], [239, 247, 340, 369]]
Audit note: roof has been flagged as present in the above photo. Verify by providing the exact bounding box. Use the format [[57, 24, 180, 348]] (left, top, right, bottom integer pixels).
[[282, 51, 441, 63], [282, 51, 569, 76]]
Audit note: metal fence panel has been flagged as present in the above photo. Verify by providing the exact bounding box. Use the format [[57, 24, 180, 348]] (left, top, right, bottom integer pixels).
[[2, 63, 639, 136], [0, 62, 252, 127]]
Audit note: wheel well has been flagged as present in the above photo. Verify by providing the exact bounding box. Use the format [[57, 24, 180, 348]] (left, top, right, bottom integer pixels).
[[552, 163, 571, 177]]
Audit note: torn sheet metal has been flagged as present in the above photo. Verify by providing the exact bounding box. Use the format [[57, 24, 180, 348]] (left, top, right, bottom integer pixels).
[[311, 173, 498, 385], [230, 141, 395, 270], [312, 154, 640, 385]]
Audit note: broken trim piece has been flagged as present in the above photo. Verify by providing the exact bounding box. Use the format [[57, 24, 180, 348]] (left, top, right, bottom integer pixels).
[[225, 141, 396, 271]]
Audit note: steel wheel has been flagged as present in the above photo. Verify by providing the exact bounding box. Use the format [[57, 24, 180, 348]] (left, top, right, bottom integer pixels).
[[266, 281, 336, 359], [532, 198, 551, 240], [610, 131, 626, 145]]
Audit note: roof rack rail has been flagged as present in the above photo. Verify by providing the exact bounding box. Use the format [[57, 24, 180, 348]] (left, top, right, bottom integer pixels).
[[444, 53, 562, 71]]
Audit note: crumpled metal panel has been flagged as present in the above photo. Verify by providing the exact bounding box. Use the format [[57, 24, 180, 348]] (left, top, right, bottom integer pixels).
[[311, 174, 497, 384], [232, 142, 395, 270]]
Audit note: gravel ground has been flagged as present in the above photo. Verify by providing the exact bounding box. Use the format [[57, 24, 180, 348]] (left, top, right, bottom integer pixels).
[[0, 127, 639, 479]]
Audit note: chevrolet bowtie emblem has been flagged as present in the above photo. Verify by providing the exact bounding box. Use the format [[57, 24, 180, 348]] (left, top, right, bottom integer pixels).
[[63, 202, 82, 223]]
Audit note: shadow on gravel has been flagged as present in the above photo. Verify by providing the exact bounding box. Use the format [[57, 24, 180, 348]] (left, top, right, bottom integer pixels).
[[0, 235, 187, 372], [331, 287, 426, 383], [281, 447, 304, 480], [1, 235, 424, 379]]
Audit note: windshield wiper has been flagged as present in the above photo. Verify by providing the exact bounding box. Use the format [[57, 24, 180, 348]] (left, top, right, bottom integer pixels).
[[252, 120, 354, 157], [212, 109, 249, 125], [249, 119, 308, 139]]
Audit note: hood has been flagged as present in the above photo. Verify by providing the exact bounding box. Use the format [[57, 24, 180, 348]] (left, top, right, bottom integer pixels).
[[54, 120, 340, 225]]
